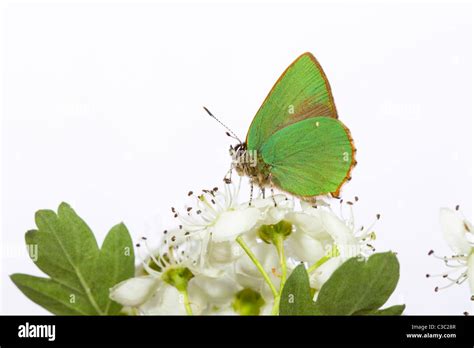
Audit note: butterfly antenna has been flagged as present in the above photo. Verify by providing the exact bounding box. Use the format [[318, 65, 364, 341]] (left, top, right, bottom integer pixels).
[[203, 106, 242, 143]]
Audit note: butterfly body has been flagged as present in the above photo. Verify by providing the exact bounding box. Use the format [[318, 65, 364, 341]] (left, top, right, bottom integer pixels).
[[230, 52, 356, 200], [231, 143, 271, 188]]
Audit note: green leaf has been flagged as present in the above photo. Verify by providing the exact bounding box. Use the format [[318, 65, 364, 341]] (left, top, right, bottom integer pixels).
[[279, 264, 316, 315], [279, 252, 405, 316], [10, 203, 135, 315], [10, 274, 98, 315], [355, 304, 406, 316], [313, 252, 403, 315], [92, 223, 135, 314]]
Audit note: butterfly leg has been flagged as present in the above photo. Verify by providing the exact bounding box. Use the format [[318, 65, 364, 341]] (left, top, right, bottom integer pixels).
[[270, 187, 277, 207]]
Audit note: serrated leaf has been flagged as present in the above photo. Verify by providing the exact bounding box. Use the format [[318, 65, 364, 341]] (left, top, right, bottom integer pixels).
[[313, 252, 403, 315], [11, 203, 135, 315], [355, 304, 406, 316], [10, 274, 96, 315], [92, 223, 135, 314], [279, 253, 405, 316]]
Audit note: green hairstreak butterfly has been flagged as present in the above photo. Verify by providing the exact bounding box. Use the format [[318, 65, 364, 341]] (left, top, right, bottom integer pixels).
[[205, 52, 356, 201]]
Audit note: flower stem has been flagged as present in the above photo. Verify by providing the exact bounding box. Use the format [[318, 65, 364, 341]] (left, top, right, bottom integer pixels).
[[236, 236, 278, 298], [276, 238, 287, 291], [271, 237, 287, 315], [307, 255, 331, 274], [308, 245, 339, 274], [181, 289, 193, 315]]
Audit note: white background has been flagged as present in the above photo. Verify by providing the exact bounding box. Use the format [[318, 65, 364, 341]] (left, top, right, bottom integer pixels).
[[1, 0, 472, 314]]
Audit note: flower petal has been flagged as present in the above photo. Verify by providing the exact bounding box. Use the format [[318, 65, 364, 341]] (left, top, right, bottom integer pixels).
[[212, 208, 260, 242], [109, 276, 160, 307], [320, 211, 358, 258], [248, 194, 290, 210], [440, 208, 471, 255], [208, 240, 243, 264], [286, 230, 326, 264], [285, 211, 327, 240], [468, 253, 474, 297], [235, 243, 279, 279], [191, 275, 240, 305]]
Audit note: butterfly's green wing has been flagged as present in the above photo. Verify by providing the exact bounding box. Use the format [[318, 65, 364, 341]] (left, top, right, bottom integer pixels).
[[260, 117, 355, 197], [247, 52, 338, 151]]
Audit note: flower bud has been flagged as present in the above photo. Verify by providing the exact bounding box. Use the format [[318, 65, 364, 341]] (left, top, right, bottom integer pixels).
[[258, 220, 293, 245], [162, 267, 194, 292], [232, 288, 265, 316]]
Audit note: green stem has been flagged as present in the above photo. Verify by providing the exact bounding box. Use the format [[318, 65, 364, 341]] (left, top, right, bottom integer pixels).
[[181, 289, 193, 315], [271, 237, 287, 315], [307, 255, 331, 274], [236, 236, 278, 298], [276, 238, 287, 291], [308, 245, 340, 274]]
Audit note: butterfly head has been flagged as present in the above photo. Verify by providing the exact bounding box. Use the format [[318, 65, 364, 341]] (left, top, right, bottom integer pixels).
[[229, 142, 259, 178]]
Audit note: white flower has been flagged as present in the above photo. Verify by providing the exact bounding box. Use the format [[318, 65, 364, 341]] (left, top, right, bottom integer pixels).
[[284, 198, 378, 290], [191, 274, 241, 307], [234, 243, 280, 298], [428, 207, 473, 302], [110, 276, 160, 307], [110, 234, 207, 315], [177, 181, 262, 243], [113, 182, 381, 315], [139, 281, 208, 315]]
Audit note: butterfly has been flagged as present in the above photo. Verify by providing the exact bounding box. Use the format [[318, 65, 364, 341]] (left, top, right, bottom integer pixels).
[[205, 52, 356, 202]]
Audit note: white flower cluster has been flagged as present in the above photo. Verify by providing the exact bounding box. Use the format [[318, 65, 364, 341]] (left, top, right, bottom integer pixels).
[[110, 182, 378, 315]]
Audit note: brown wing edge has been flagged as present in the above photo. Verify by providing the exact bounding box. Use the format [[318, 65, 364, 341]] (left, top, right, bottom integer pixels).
[[328, 122, 357, 199], [245, 52, 339, 144]]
